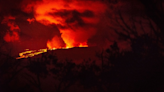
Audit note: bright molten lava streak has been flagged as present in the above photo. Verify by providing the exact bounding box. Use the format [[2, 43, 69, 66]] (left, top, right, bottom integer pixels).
[[16, 46, 88, 59], [16, 49, 48, 59]]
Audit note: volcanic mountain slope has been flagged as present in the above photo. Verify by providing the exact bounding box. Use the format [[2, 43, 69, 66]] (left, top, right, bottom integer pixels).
[[26, 47, 101, 64]]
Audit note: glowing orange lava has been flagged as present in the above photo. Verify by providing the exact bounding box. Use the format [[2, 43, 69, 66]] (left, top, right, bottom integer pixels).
[[16, 49, 48, 59]]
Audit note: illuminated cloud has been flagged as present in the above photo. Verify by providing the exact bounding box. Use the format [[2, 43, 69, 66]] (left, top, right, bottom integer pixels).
[[1, 16, 20, 42], [21, 0, 107, 49]]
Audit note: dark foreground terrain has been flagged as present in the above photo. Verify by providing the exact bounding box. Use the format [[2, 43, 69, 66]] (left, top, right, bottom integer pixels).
[[0, 35, 164, 92]]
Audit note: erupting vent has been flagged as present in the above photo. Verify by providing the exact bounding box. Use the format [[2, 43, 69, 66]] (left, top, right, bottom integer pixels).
[[1, 0, 107, 59]]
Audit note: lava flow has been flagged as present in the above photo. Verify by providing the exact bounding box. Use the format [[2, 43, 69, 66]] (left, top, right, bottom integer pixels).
[[16, 44, 88, 59]]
